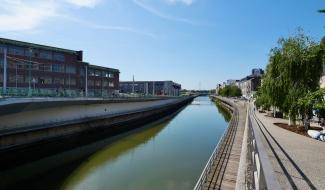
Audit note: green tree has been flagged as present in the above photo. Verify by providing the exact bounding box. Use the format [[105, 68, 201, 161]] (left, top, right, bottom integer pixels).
[[298, 88, 325, 130], [219, 85, 242, 97], [256, 31, 323, 126]]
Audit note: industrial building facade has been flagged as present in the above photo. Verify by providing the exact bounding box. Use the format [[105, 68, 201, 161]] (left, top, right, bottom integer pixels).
[[0, 38, 119, 97], [119, 81, 181, 96]]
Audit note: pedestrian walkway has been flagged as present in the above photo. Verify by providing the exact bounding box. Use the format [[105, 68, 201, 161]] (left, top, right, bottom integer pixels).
[[251, 104, 325, 189], [199, 98, 247, 190]]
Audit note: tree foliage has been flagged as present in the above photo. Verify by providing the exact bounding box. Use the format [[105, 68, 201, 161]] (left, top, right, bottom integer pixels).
[[256, 31, 324, 127], [219, 85, 242, 97]]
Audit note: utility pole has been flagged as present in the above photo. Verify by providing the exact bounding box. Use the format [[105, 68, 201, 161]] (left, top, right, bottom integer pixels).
[[3, 48, 7, 94]]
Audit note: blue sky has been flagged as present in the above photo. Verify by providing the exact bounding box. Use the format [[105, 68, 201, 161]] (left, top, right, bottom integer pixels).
[[0, 0, 324, 89]]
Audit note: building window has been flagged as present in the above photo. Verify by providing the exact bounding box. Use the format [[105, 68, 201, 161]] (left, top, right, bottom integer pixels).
[[95, 70, 101, 77], [53, 77, 64, 85], [0, 73, 3, 83], [53, 52, 65, 62], [80, 68, 85, 76], [88, 69, 95, 76], [39, 64, 52, 72], [40, 50, 52, 60], [103, 81, 108, 87], [95, 80, 101, 87], [9, 75, 16, 83], [52, 64, 64, 72], [66, 78, 76, 86], [66, 65, 76, 74], [109, 82, 114, 87], [11, 75, 25, 83], [17, 75, 24, 83], [32, 63, 39, 71], [8, 60, 17, 69], [25, 76, 30, 83], [17, 63, 25, 70], [25, 49, 40, 58], [39, 77, 52, 84], [109, 73, 114, 78], [0, 45, 6, 54], [80, 78, 85, 86], [88, 79, 94, 86], [8, 46, 24, 56]]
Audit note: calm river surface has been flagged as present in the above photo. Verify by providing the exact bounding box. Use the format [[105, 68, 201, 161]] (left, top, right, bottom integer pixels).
[[12, 96, 230, 190]]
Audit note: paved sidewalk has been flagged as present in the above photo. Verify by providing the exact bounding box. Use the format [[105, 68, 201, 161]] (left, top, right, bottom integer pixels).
[[253, 105, 325, 190], [201, 97, 247, 190]]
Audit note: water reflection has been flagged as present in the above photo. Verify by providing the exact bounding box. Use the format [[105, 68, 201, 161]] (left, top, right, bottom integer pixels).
[[60, 122, 168, 190], [213, 99, 232, 122], [59, 96, 229, 190], [4, 96, 230, 190]]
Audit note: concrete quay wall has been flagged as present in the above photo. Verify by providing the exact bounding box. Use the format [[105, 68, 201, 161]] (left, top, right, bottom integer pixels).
[[0, 96, 194, 150]]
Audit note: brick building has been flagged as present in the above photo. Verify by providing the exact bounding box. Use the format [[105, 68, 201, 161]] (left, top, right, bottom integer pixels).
[[0, 38, 119, 97]]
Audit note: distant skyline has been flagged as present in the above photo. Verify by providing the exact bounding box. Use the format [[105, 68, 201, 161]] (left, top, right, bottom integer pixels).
[[0, 0, 324, 89]]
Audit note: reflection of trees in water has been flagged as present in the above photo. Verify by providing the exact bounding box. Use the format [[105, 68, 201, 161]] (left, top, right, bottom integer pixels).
[[214, 101, 232, 122], [60, 115, 176, 190], [5, 113, 177, 190]]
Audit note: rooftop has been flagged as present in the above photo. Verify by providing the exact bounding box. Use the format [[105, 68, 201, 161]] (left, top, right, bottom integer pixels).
[[0, 38, 79, 55], [89, 64, 120, 73]]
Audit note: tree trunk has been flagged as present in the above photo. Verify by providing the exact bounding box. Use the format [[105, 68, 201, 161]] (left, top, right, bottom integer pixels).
[[289, 116, 292, 126], [289, 116, 296, 126]]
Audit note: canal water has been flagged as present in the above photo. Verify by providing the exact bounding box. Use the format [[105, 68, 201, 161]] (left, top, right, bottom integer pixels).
[[9, 96, 231, 190]]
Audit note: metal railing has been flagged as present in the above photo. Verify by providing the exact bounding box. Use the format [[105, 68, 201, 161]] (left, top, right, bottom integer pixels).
[[0, 87, 182, 99], [248, 107, 281, 190], [193, 101, 235, 190]]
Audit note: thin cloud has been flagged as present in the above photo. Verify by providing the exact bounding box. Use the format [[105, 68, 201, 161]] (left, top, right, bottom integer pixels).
[[61, 15, 157, 38], [0, 1, 56, 32], [63, 0, 101, 8], [133, 0, 200, 25], [165, 0, 196, 6], [0, 0, 156, 38]]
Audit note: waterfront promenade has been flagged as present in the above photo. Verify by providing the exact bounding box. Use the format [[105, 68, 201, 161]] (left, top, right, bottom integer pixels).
[[251, 103, 325, 189], [195, 97, 247, 190]]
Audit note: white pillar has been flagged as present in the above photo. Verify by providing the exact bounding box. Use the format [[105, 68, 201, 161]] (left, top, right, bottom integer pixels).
[[3, 48, 7, 94]]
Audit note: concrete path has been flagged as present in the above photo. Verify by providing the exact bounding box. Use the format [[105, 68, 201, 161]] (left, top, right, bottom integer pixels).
[[252, 103, 325, 190], [202, 97, 247, 190]]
